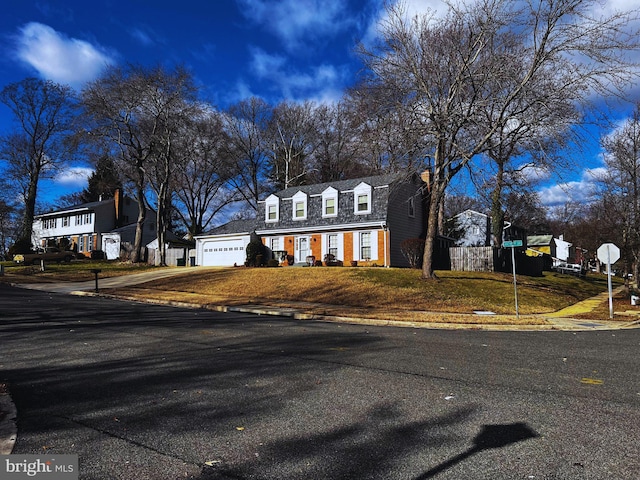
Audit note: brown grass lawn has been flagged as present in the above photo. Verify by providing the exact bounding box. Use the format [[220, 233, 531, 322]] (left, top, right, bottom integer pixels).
[[121, 267, 615, 316], [0, 260, 159, 283], [3, 262, 629, 324]]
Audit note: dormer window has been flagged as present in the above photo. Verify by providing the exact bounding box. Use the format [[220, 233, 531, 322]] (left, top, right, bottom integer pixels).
[[322, 187, 338, 218], [292, 191, 307, 220], [353, 182, 372, 215], [265, 194, 280, 222]]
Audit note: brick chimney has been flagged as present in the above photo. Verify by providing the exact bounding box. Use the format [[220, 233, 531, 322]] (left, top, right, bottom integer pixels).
[[420, 168, 432, 192], [114, 189, 123, 227]]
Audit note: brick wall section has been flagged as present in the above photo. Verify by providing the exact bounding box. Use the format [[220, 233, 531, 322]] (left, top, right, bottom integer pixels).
[[311, 234, 322, 260], [344, 232, 353, 264], [378, 229, 387, 265], [284, 236, 294, 255]]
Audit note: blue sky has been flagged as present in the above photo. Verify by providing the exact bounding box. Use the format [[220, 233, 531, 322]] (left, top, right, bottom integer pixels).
[[0, 0, 639, 209]]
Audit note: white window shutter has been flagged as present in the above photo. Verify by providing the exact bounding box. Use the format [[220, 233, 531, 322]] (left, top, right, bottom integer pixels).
[[371, 230, 378, 260], [353, 232, 359, 260]]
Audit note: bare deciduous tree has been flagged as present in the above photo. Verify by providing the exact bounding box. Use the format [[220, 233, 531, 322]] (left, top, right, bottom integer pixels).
[[0, 78, 77, 251], [173, 108, 237, 239], [311, 101, 364, 182], [143, 66, 199, 266], [82, 65, 156, 262], [600, 104, 640, 284], [223, 97, 272, 212], [83, 64, 198, 264], [266, 100, 319, 190], [359, 0, 640, 279]]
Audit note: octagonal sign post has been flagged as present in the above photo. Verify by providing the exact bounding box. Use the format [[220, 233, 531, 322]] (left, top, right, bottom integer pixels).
[[597, 243, 620, 319]]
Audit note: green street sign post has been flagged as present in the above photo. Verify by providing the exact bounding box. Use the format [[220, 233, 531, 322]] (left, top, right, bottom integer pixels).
[[502, 240, 523, 319], [503, 240, 523, 248]]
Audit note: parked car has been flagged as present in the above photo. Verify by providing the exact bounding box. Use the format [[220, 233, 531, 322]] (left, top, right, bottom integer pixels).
[[554, 262, 584, 276], [13, 247, 75, 265]]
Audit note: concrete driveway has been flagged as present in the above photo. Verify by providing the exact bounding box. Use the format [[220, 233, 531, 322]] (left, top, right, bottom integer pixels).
[[12, 266, 197, 294]]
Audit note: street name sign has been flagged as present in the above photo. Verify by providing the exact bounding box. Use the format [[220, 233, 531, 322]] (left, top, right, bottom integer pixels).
[[503, 240, 523, 248]]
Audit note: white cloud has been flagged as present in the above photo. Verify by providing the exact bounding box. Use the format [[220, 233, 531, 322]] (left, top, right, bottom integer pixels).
[[361, 0, 448, 46], [518, 164, 551, 184], [14, 22, 115, 89], [249, 48, 287, 77], [237, 0, 350, 50], [129, 27, 154, 46], [54, 167, 93, 187], [538, 168, 604, 206], [248, 47, 345, 102]]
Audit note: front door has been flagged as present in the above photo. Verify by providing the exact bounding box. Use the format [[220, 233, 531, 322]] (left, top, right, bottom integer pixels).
[[295, 236, 310, 263]]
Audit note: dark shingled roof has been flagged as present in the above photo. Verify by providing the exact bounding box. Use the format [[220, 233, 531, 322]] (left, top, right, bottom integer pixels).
[[271, 173, 403, 199], [200, 218, 259, 236]]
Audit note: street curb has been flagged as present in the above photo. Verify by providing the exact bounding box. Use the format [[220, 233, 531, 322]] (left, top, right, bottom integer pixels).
[[0, 387, 17, 455], [70, 290, 637, 332]]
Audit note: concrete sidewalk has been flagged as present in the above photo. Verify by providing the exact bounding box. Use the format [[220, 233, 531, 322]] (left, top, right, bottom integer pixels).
[[12, 266, 196, 294]]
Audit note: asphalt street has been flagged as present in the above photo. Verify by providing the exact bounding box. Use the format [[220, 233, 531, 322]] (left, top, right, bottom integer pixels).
[[1, 282, 639, 479]]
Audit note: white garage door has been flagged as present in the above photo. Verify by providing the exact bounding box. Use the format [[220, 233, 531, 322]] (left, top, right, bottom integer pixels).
[[201, 238, 248, 266]]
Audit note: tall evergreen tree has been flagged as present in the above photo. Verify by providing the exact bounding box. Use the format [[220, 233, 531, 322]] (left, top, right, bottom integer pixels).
[[81, 155, 122, 203]]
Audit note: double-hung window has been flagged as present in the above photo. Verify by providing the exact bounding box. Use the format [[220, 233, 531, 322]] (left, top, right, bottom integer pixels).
[[357, 195, 369, 212], [353, 183, 372, 215], [328, 234, 338, 257], [360, 232, 372, 260], [264, 195, 279, 222], [322, 187, 338, 217], [292, 191, 307, 220], [325, 198, 335, 215]]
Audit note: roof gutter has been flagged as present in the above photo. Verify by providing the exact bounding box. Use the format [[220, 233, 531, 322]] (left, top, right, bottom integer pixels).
[[255, 221, 388, 236]]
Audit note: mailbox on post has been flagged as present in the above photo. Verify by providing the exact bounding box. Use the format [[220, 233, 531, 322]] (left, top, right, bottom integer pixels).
[[90, 269, 102, 293]]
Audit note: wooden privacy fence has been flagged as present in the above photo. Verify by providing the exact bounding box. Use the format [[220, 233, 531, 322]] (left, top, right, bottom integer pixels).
[[449, 246, 497, 272]]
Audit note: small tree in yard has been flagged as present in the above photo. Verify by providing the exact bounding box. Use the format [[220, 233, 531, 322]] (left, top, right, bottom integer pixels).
[[401, 238, 425, 269], [245, 239, 266, 267]]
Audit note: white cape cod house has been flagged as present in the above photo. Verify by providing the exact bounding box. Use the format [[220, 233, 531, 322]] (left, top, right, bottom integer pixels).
[[195, 172, 429, 268]]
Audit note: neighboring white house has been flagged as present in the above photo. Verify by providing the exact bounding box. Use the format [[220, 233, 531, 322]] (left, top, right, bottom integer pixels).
[[450, 210, 491, 247], [32, 190, 157, 260], [554, 235, 572, 264]]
